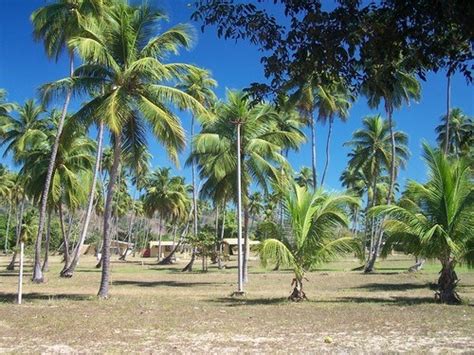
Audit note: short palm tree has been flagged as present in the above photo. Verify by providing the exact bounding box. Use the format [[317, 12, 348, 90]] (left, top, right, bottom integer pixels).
[[42, 3, 208, 298], [372, 144, 473, 304], [259, 183, 359, 301]]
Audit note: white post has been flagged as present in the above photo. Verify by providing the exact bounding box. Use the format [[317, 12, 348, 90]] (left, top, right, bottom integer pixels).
[[236, 122, 244, 293], [17, 241, 24, 305]]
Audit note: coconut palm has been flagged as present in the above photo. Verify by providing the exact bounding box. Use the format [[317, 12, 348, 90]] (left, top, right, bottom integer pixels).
[[371, 144, 473, 304], [176, 68, 217, 269], [248, 191, 264, 233], [361, 60, 420, 207], [435, 108, 473, 157], [0, 100, 47, 163], [42, 3, 208, 297], [30, 0, 109, 283], [259, 183, 359, 301], [317, 81, 354, 186], [143, 168, 191, 261], [190, 90, 305, 289], [295, 166, 314, 189], [0, 166, 15, 252], [345, 116, 409, 272]]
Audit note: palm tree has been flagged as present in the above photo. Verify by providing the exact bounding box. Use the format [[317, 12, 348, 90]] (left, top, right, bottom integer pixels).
[[295, 166, 314, 189], [248, 191, 264, 233], [30, 0, 108, 283], [345, 116, 409, 272], [143, 168, 191, 261], [435, 108, 473, 157], [316, 81, 354, 186], [42, 3, 208, 298], [361, 59, 420, 206], [176, 68, 217, 270], [259, 183, 359, 301], [190, 90, 305, 289], [372, 144, 473, 304], [0, 100, 47, 163], [0, 166, 15, 252], [0, 89, 16, 119]]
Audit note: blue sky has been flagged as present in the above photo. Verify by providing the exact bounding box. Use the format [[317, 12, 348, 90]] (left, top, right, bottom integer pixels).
[[1, 0, 473, 192]]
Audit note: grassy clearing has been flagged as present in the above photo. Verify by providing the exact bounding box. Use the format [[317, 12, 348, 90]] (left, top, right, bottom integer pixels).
[[0, 254, 473, 353]]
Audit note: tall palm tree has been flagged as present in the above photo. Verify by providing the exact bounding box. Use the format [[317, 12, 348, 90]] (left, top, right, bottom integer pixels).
[[0, 166, 15, 252], [43, 3, 208, 298], [361, 59, 420, 206], [248, 191, 264, 233], [345, 116, 409, 272], [316, 81, 354, 186], [259, 183, 359, 301], [190, 90, 305, 289], [435, 108, 473, 157], [176, 68, 217, 270], [143, 168, 191, 261], [30, 0, 109, 283], [372, 144, 473, 304]]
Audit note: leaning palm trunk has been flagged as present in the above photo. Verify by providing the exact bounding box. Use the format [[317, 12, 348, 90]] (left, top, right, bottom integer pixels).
[[58, 202, 70, 267], [61, 121, 104, 277], [365, 108, 396, 272], [7, 197, 26, 271], [32, 54, 74, 283], [98, 134, 121, 299], [310, 114, 318, 190], [320, 118, 333, 187]]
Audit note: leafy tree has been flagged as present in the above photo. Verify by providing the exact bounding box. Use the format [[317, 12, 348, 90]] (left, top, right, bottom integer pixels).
[[435, 108, 473, 157], [259, 183, 359, 301], [372, 144, 473, 304], [295, 167, 314, 190]]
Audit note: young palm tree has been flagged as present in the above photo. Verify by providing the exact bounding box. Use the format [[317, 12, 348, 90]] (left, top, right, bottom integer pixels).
[[345, 116, 409, 272], [176, 68, 217, 270], [316, 81, 354, 186], [361, 59, 420, 206], [371, 144, 473, 304], [30, 0, 108, 283], [190, 90, 305, 288], [42, 3, 208, 298], [259, 183, 359, 301], [435, 108, 473, 157]]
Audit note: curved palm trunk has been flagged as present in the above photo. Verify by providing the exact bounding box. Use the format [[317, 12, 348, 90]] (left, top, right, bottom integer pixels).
[[235, 122, 244, 294], [98, 133, 121, 299], [310, 114, 318, 190], [320, 117, 333, 187], [7, 196, 26, 271], [436, 258, 460, 304], [41, 211, 52, 272], [444, 73, 451, 155], [32, 54, 74, 283], [61, 121, 104, 277]]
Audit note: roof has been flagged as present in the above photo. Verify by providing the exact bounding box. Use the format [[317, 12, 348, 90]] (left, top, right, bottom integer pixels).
[[222, 238, 260, 246], [110, 240, 134, 247], [149, 241, 177, 247]]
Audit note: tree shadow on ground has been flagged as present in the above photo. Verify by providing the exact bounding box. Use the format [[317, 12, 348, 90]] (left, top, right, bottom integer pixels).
[[0, 292, 92, 303], [328, 296, 437, 305], [353, 282, 436, 291], [112, 280, 227, 288], [209, 297, 289, 307]]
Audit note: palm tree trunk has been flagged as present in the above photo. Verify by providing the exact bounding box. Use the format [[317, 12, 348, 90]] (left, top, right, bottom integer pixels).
[[98, 133, 121, 299], [7, 196, 26, 271], [61, 121, 104, 277], [320, 117, 333, 187], [444, 73, 451, 155], [32, 54, 74, 283], [58, 201, 70, 268], [235, 122, 244, 293], [310, 114, 318, 190], [217, 199, 226, 269], [242, 205, 250, 283], [191, 114, 199, 246], [157, 215, 163, 262], [41, 211, 52, 272], [4, 202, 12, 253], [437, 258, 460, 304]]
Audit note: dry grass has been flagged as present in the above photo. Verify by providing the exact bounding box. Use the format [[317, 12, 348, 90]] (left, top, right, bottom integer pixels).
[[0, 253, 473, 353]]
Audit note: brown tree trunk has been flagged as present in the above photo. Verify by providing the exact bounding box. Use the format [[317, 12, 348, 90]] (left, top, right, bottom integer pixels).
[[98, 133, 121, 299], [444, 73, 451, 154], [288, 276, 307, 302], [6, 197, 25, 271], [242, 205, 250, 283], [41, 211, 52, 272], [310, 113, 318, 190], [320, 117, 333, 187], [58, 201, 70, 267], [436, 258, 461, 304], [32, 54, 74, 283]]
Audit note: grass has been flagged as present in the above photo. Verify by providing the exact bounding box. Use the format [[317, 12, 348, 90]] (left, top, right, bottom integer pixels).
[[0, 253, 473, 353]]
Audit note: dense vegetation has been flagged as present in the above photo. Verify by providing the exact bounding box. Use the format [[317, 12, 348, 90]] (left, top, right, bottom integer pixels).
[[0, 0, 472, 305]]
